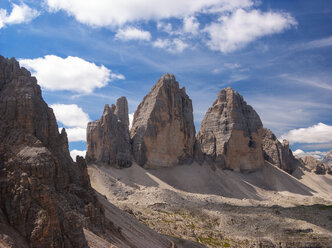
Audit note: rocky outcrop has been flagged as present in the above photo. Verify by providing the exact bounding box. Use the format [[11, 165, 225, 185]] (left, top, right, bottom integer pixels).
[[197, 87, 264, 172], [262, 128, 301, 174], [301, 156, 331, 175], [86, 97, 132, 168], [130, 74, 196, 168], [322, 150, 332, 168], [0, 56, 118, 247]]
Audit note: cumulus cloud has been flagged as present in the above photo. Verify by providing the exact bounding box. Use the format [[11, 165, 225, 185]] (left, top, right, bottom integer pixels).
[[19, 55, 124, 94], [60, 127, 86, 142], [205, 9, 297, 53], [51, 104, 90, 128], [45, 0, 253, 27], [70, 149, 86, 161], [281, 123, 332, 144], [52, 104, 90, 142], [0, 3, 39, 29], [115, 27, 151, 41], [153, 38, 188, 53], [293, 149, 327, 160]]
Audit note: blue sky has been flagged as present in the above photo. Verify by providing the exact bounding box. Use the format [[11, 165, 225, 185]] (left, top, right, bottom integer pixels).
[[1, 0, 332, 160]]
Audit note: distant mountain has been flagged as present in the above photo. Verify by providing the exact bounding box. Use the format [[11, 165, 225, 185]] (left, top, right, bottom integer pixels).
[[322, 150, 332, 167]]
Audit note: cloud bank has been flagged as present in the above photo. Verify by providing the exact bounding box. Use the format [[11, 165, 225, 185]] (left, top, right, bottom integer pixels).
[[281, 123, 332, 144], [293, 149, 328, 160], [44, 0, 297, 54], [45, 0, 253, 27]]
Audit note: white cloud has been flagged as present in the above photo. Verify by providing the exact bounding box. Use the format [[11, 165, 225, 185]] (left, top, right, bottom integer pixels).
[[153, 38, 188, 53], [19, 55, 124, 93], [281, 123, 332, 144], [293, 149, 327, 160], [53, 104, 90, 142], [280, 74, 332, 91], [183, 16, 199, 35], [45, 0, 253, 27], [0, 3, 39, 29], [293, 149, 305, 156], [70, 149, 86, 161], [115, 27, 151, 41], [60, 127, 86, 142], [129, 113, 134, 129], [157, 22, 175, 35], [306, 36, 332, 49], [51, 104, 90, 128], [205, 9, 297, 53]]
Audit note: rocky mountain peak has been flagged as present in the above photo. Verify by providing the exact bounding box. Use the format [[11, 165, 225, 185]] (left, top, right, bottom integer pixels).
[[262, 128, 300, 174], [0, 56, 112, 247], [322, 150, 332, 167], [197, 87, 264, 172], [115, 96, 129, 126], [130, 73, 196, 168], [301, 155, 331, 175], [86, 97, 132, 168]]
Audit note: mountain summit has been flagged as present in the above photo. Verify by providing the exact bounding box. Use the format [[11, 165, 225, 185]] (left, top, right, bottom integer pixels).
[[197, 87, 264, 172], [130, 74, 196, 168]]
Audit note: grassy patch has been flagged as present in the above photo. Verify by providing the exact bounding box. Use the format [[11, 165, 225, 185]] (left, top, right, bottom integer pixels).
[[196, 235, 222, 247]]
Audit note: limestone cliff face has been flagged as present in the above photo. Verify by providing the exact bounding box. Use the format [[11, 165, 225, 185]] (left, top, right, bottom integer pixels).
[[197, 87, 264, 172], [262, 128, 301, 174], [0, 56, 115, 247], [130, 74, 196, 168], [86, 97, 132, 168]]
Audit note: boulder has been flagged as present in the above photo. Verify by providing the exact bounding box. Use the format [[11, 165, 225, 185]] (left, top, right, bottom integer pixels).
[[86, 97, 132, 168], [197, 87, 264, 172], [130, 74, 196, 168], [262, 128, 301, 174]]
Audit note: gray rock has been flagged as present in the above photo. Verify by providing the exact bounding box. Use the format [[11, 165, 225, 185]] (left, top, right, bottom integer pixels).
[[322, 150, 332, 168], [130, 74, 196, 168], [86, 97, 132, 168], [262, 128, 301, 174], [301, 156, 330, 175], [0, 56, 117, 247], [197, 87, 264, 172]]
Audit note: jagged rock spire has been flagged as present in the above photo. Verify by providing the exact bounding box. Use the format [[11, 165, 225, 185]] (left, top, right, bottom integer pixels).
[[86, 96, 132, 168]]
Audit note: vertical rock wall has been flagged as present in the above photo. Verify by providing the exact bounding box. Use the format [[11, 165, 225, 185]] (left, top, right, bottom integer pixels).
[[197, 87, 264, 172], [130, 74, 196, 168]]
